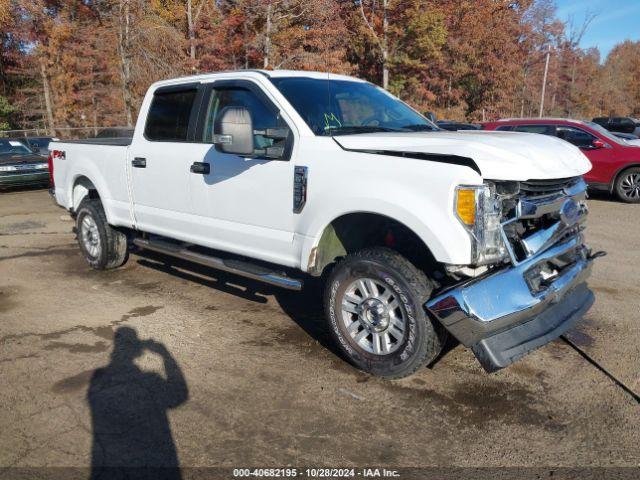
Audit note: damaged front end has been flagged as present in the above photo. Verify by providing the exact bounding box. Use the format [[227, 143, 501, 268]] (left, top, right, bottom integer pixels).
[[427, 177, 601, 372]]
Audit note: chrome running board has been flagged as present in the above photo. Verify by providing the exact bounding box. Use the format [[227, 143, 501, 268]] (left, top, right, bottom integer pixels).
[[132, 237, 303, 291]]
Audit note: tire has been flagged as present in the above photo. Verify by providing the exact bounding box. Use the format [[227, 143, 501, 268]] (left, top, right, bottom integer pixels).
[[76, 198, 129, 270], [324, 247, 447, 379], [614, 167, 640, 203]]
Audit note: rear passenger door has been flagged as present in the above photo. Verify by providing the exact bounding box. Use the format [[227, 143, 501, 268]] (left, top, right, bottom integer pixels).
[[129, 83, 207, 238]]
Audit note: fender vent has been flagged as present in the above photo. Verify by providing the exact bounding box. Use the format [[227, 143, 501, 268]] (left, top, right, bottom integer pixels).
[[293, 166, 308, 213]]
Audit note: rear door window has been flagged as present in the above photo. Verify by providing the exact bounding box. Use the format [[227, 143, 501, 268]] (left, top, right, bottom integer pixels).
[[145, 88, 197, 141]]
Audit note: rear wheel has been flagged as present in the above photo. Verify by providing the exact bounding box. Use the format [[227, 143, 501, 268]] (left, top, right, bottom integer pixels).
[[614, 167, 640, 203], [76, 198, 128, 270], [324, 247, 447, 379]]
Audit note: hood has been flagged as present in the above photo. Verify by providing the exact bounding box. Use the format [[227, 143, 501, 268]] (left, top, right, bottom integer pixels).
[[0, 153, 47, 166], [333, 130, 592, 181]]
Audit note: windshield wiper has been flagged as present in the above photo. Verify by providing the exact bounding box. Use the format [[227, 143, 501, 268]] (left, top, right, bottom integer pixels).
[[325, 125, 407, 135], [401, 124, 439, 132]]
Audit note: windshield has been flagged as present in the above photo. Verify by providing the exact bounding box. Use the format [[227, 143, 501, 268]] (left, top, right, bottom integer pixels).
[[0, 139, 33, 156], [270, 77, 438, 136], [585, 122, 628, 146]]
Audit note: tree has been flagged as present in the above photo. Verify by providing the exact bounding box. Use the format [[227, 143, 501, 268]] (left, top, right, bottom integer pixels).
[[350, 0, 445, 100], [0, 95, 14, 130], [1, 0, 639, 131], [602, 41, 640, 116]]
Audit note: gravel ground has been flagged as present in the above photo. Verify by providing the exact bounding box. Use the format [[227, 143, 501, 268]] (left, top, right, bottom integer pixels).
[[0, 188, 638, 477]]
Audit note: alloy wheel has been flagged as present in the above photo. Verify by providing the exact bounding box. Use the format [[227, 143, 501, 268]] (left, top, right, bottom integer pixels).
[[340, 278, 407, 355]]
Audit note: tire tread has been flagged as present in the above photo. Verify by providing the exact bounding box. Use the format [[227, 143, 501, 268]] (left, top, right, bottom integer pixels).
[[325, 247, 446, 379], [76, 198, 128, 270]]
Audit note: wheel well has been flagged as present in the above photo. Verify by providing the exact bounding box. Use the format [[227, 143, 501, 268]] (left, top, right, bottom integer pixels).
[[309, 213, 439, 276], [72, 176, 100, 212], [610, 164, 640, 192]]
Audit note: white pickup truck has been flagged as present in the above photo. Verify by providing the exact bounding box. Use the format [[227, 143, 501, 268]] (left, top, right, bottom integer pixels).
[[50, 70, 598, 378]]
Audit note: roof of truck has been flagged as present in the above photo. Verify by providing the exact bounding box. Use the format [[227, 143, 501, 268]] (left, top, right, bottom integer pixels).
[[151, 69, 365, 88]]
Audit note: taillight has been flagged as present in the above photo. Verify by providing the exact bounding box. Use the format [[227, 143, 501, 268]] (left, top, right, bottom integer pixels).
[[48, 150, 65, 188], [47, 153, 54, 187]]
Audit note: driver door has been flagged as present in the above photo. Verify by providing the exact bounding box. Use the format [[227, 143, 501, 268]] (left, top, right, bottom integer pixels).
[[187, 80, 297, 267]]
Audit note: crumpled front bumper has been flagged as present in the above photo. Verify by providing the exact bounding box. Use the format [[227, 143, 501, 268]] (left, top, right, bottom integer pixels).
[[426, 235, 595, 372]]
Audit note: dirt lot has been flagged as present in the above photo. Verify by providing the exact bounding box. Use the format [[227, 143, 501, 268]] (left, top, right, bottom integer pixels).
[[0, 188, 638, 475]]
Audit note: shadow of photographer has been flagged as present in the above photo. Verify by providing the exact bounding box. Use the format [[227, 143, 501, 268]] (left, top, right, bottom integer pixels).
[[88, 327, 188, 480]]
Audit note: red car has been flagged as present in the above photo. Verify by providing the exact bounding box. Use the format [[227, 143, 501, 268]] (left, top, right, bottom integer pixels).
[[481, 118, 640, 203]]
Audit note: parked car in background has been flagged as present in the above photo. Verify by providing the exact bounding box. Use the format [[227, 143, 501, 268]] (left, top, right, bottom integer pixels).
[[481, 118, 640, 202], [0, 138, 50, 188], [592, 117, 640, 137], [612, 132, 640, 147], [94, 127, 134, 139], [435, 120, 481, 131], [611, 132, 638, 141], [21, 136, 59, 156]]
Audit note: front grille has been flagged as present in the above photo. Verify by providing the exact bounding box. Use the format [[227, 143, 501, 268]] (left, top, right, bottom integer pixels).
[[520, 176, 581, 197], [500, 176, 588, 264]]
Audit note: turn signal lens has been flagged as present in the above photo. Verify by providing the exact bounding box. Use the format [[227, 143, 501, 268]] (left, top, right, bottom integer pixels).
[[456, 188, 477, 226]]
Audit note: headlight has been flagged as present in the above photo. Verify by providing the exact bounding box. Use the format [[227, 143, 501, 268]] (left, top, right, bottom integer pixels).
[[34, 163, 48, 169], [0, 165, 17, 172], [455, 182, 508, 266]]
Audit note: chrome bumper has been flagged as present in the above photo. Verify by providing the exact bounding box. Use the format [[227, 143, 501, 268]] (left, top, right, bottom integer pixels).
[[426, 235, 595, 372]]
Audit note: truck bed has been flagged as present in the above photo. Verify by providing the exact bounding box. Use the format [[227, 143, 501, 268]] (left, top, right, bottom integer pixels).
[[58, 137, 132, 147]]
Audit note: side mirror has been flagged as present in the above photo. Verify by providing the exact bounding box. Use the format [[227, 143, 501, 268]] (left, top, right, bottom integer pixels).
[[424, 111, 436, 123], [213, 107, 254, 156], [592, 139, 607, 149]]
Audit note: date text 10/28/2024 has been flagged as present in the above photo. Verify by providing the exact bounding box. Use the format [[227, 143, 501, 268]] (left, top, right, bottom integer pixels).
[[233, 468, 401, 478]]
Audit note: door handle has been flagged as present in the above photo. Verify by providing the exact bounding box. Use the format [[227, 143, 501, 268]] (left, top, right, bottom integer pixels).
[[132, 157, 146, 168], [190, 162, 210, 175]]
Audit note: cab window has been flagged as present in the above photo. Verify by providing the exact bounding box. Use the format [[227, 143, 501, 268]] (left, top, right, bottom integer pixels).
[[202, 87, 280, 149], [145, 88, 197, 142]]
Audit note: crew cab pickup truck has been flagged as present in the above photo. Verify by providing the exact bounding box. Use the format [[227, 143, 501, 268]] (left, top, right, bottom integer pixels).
[[49, 70, 599, 378]]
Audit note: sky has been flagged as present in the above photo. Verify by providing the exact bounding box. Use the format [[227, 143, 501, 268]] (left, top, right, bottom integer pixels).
[[555, 0, 640, 61]]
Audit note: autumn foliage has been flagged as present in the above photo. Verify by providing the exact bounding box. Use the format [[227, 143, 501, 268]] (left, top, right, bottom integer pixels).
[[1, 0, 639, 133]]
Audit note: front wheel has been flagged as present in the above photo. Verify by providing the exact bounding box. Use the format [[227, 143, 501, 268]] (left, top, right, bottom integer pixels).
[[324, 247, 447, 379], [614, 167, 640, 203]]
